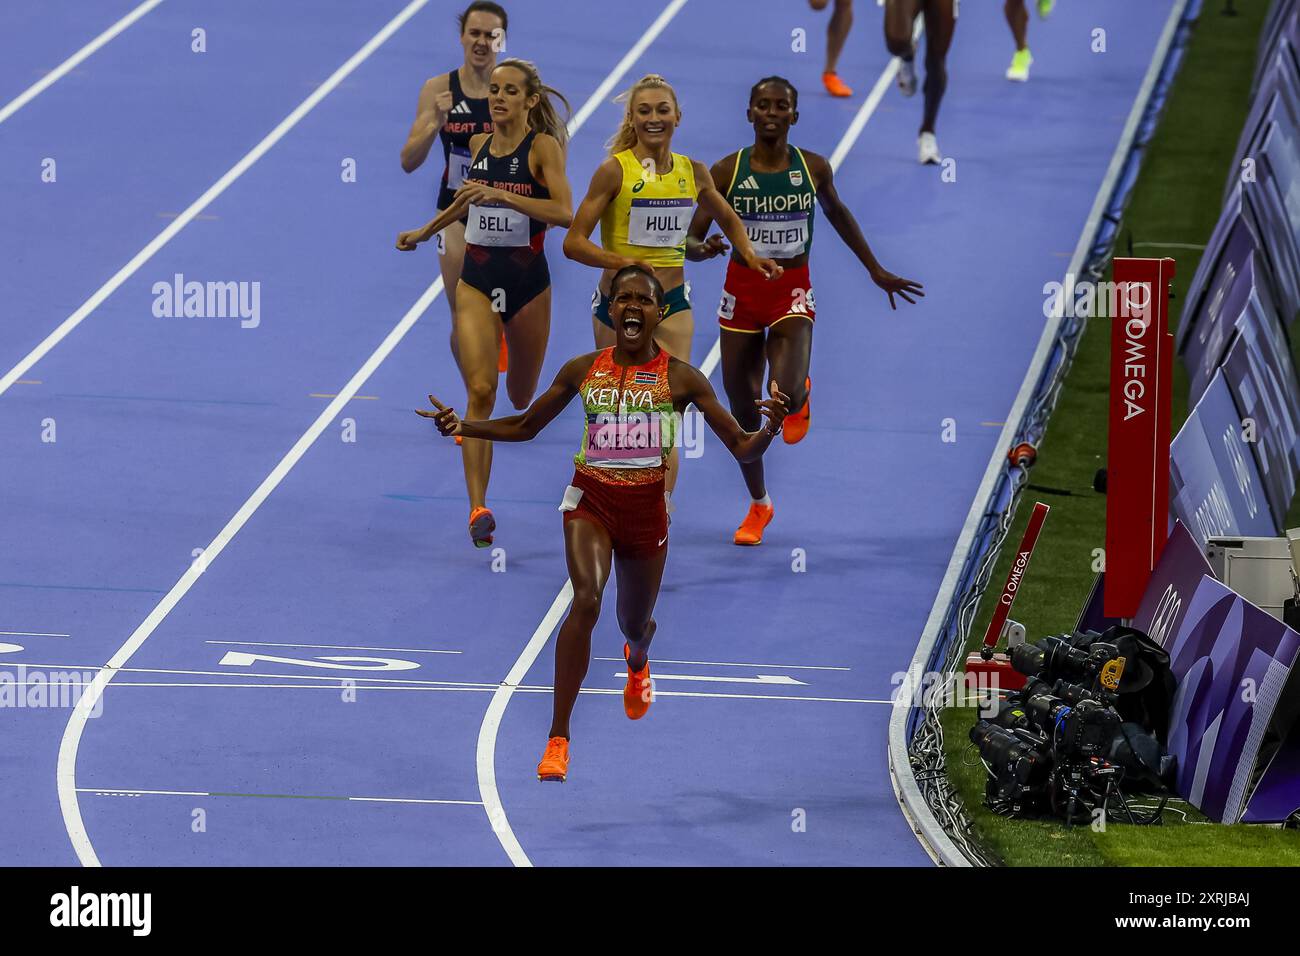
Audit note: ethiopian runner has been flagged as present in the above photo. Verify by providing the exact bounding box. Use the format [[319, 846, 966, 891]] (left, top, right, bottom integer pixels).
[[687, 76, 923, 546]]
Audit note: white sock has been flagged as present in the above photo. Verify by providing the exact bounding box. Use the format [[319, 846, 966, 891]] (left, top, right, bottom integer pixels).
[[753, 494, 772, 507]]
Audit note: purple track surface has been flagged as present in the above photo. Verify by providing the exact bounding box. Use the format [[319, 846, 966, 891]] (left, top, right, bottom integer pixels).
[[0, 0, 1174, 865]]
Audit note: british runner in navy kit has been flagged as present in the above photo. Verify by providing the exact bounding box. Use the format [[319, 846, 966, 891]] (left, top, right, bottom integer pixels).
[[400, 2, 506, 370], [398, 59, 573, 550]]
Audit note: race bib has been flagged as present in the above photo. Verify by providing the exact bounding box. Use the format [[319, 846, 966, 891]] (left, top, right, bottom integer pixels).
[[742, 212, 810, 259], [717, 289, 736, 321], [627, 198, 693, 248], [465, 203, 529, 247], [446, 145, 472, 192], [585, 411, 665, 467]]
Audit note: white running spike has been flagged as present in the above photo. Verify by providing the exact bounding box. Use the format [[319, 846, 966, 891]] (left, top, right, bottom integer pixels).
[[917, 132, 942, 166]]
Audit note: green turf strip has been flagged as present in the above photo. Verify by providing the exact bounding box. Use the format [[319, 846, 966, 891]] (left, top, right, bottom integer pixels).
[[941, 1, 1300, 865]]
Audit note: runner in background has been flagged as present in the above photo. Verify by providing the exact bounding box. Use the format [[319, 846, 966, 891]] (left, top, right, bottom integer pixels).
[[1004, 0, 1055, 82], [398, 60, 573, 550], [400, 2, 510, 373], [809, 0, 857, 98], [882, 0, 959, 165]]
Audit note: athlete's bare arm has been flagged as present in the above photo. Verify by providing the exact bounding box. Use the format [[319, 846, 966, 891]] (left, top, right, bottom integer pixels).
[[417, 353, 598, 441], [668, 359, 787, 463], [691, 159, 782, 278], [685, 154, 738, 262], [395, 133, 492, 248], [456, 133, 573, 228], [562, 158, 651, 272], [401, 74, 452, 173], [804, 150, 925, 309]]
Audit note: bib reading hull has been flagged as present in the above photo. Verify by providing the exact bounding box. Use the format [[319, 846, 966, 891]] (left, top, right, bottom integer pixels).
[[627, 198, 694, 248], [600, 150, 699, 268]]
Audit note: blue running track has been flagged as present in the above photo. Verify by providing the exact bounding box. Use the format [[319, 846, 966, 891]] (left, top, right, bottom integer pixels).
[[0, 0, 1174, 865]]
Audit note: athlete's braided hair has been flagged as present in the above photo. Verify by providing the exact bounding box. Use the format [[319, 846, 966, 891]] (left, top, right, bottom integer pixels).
[[610, 264, 665, 308], [749, 75, 798, 109], [606, 74, 681, 155], [457, 1, 508, 36], [495, 58, 571, 146]]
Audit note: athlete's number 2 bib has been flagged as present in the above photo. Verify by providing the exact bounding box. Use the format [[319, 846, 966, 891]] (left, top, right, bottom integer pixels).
[[742, 212, 810, 259], [465, 203, 529, 247], [446, 145, 472, 192], [627, 198, 693, 248]]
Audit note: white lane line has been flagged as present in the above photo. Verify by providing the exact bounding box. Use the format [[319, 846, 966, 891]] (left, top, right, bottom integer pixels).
[[0, 0, 166, 126], [477, 584, 572, 868], [474, 0, 691, 870], [76, 787, 480, 805], [204, 640, 461, 655], [78, 788, 206, 797], [609, 671, 807, 686], [0, 630, 70, 637], [592, 656, 849, 670], [85, 680, 893, 704], [0, 0, 433, 398]]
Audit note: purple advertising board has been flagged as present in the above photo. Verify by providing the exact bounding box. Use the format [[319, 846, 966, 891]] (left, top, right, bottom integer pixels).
[[1170, 370, 1278, 546], [1242, 725, 1300, 822], [1131, 521, 1216, 649], [1250, 136, 1300, 314], [1221, 301, 1300, 526], [1178, 195, 1253, 354], [1165, 575, 1300, 822], [1184, 229, 1259, 403]]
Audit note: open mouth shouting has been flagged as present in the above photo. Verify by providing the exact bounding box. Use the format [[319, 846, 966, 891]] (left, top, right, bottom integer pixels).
[[620, 308, 646, 343]]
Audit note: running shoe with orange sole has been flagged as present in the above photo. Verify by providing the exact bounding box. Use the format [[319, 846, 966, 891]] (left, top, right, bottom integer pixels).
[[623, 643, 652, 720], [733, 501, 774, 546], [823, 71, 853, 97], [469, 506, 495, 548], [783, 377, 812, 444], [537, 736, 569, 782], [498, 335, 509, 374]]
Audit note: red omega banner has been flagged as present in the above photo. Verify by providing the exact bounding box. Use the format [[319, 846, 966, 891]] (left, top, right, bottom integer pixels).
[[1105, 257, 1176, 618]]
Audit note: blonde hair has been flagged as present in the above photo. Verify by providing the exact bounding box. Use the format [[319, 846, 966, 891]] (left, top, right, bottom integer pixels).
[[606, 73, 680, 155], [494, 58, 570, 146]]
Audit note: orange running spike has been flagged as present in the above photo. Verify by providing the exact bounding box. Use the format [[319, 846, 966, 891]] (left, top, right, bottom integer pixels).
[[822, 72, 853, 98], [537, 736, 569, 782], [783, 377, 812, 444], [733, 502, 774, 546], [468, 506, 495, 549], [498, 335, 509, 374], [623, 643, 652, 720]]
